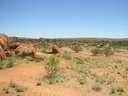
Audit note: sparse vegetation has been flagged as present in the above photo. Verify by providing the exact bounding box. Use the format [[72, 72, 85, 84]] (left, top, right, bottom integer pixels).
[[95, 76, 106, 84], [0, 53, 17, 69], [26, 55, 46, 62], [104, 43, 114, 56], [91, 45, 103, 56], [92, 83, 102, 91], [42, 55, 69, 84], [9, 81, 26, 92], [109, 84, 124, 96], [70, 42, 83, 52], [91, 43, 114, 56], [75, 58, 85, 65], [0, 36, 128, 96], [3, 81, 26, 96], [62, 51, 72, 60], [77, 73, 87, 85], [45, 55, 59, 78]]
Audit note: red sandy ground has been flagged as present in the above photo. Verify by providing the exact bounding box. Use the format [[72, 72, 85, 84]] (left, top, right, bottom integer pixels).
[[0, 50, 128, 96]]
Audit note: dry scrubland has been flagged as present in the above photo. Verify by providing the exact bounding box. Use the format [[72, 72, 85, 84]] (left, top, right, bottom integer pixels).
[[0, 35, 128, 96]]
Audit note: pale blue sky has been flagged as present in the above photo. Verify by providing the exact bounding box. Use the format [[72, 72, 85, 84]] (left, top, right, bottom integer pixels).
[[0, 0, 128, 38]]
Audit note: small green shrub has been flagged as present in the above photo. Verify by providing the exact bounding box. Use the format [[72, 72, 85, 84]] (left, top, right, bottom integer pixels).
[[103, 43, 114, 56], [92, 83, 102, 91], [25, 56, 34, 61], [71, 44, 83, 53], [62, 51, 72, 60], [75, 58, 85, 65], [37, 42, 49, 52], [91, 44, 104, 56], [42, 71, 69, 84], [77, 73, 87, 85], [43, 56, 69, 84], [3, 81, 26, 94], [49, 72, 69, 84], [91, 48, 99, 56], [95, 76, 106, 84], [14, 85, 26, 92], [91, 43, 114, 56], [0, 54, 17, 69], [9, 81, 26, 92], [45, 55, 59, 78], [110, 84, 124, 96], [25, 55, 46, 63]]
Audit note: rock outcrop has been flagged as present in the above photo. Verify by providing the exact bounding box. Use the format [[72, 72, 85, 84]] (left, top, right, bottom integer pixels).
[[0, 33, 9, 51], [0, 46, 6, 61], [52, 45, 60, 54], [15, 43, 36, 57]]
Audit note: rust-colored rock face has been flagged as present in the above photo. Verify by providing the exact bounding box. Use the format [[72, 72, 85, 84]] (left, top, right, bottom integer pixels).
[[0, 33, 61, 61], [0, 33, 9, 51], [52, 45, 60, 54], [0, 33, 9, 61], [0, 46, 6, 61], [9, 42, 19, 50], [15, 43, 36, 57]]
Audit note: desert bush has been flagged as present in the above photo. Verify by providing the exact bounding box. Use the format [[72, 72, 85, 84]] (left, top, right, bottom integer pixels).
[[70, 44, 83, 53], [75, 58, 85, 65], [77, 73, 87, 85], [9, 81, 26, 92], [43, 55, 69, 84], [26, 55, 46, 63], [92, 83, 102, 91], [91, 47, 103, 56], [45, 55, 59, 78], [37, 42, 49, 52], [3, 81, 26, 95], [91, 43, 114, 56], [103, 43, 114, 56], [48, 71, 69, 84], [14, 85, 26, 92], [25, 56, 35, 61], [95, 76, 106, 84], [0, 53, 17, 69], [110, 84, 124, 96], [91, 44, 104, 56], [62, 51, 72, 60], [42, 71, 69, 84], [68, 59, 94, 85], [91, 48, 99, 56]]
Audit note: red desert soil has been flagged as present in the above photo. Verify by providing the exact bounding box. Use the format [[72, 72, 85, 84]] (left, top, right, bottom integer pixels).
[[0, 51, 128, 96], [0, 62, 85, 96]]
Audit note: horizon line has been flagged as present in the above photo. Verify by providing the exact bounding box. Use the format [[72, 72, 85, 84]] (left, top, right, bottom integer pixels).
[[1, 32, 128, 39]]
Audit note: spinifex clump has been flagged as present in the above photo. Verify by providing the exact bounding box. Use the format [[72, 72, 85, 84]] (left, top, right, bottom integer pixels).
[[91, 43, 114, 56], [45, 55, 59, 78]]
